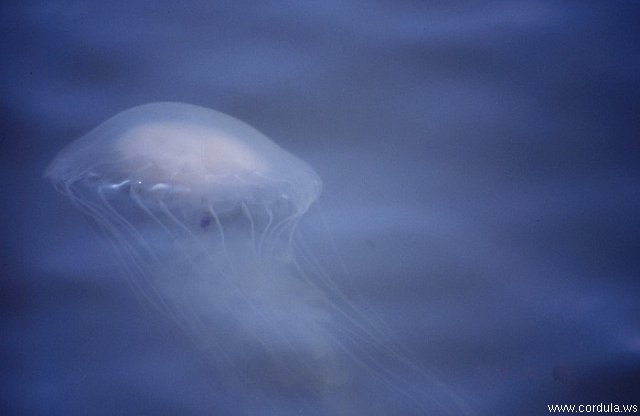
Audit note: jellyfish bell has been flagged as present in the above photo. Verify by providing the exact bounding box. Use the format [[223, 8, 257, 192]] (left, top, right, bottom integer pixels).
[[46, 102, 471, 415], [46, 102, 321, 224], [47, 103, 321, 275]]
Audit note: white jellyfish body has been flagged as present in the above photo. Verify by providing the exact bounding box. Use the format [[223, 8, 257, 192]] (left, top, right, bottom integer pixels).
[[46, 103, 470, 415]]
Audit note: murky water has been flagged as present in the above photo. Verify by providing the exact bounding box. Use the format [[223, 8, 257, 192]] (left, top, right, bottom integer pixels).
[[2, 1, 639, 414]]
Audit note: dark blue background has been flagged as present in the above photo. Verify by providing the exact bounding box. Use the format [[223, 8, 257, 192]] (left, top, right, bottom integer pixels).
[[2, 1, 640, 414]]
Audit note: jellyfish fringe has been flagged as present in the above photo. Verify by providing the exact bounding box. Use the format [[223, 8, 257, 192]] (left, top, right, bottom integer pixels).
[[51, 177, 470, 415]]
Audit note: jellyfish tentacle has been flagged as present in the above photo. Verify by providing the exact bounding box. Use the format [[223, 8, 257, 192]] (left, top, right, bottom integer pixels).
[[292, 229, 473, 414], [130, 193, 231, 344], [130, 190, 180, 240], [206, 205, 236, 275], [313, 203, 413, 357], [66, 183, 196, 332], [240, 200, 258, 254], [154, 202, 280, 369], [292, 222, 421, 365], [288, 236, 440, 410], [97, 185, 164, 266], [96, 191, 216, 342], [327, 325, 432, 415], [154, 200, 255, 310], [155, 200, 314, 377], [257, 206, 274, 259], [63, 182, 166, 313], [99, 188, 235, 352], [265, 213, 300, 258]]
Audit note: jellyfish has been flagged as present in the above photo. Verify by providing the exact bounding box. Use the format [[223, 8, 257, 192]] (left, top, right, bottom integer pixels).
[[46, 102, 470, 415]]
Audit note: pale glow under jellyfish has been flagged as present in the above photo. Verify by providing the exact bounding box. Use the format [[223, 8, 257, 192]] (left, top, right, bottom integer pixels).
[[46, 102, 469, 415]]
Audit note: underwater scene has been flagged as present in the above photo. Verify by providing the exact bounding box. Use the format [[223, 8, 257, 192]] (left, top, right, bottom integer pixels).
[[1, 1, 639, 414]]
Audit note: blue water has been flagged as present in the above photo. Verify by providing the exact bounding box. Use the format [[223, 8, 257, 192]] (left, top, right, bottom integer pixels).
[[2, 1, 639, 414]]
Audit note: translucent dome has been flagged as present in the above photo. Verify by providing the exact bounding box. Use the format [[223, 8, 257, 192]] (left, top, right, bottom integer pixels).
[[45, 102, 321, 217]]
